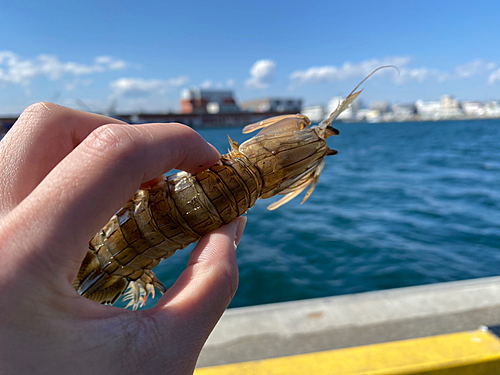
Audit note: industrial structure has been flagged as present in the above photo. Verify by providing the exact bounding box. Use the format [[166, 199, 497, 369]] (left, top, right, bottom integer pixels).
[[240, 98, 302, 113], [3, 90, 500, 135], [181, 89, 240, 114]]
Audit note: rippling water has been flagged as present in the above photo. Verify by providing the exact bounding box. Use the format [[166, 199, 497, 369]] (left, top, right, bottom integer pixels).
[[141, 119, 500, 309]]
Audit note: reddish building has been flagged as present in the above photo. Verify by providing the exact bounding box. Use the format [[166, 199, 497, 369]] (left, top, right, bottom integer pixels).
[[181, 89, 240, 114]]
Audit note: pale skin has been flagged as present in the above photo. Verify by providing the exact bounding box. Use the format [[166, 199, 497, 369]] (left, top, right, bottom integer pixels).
[[0, 103, 246, 374]]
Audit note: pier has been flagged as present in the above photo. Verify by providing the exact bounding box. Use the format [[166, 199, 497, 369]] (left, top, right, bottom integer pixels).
[[195, 276, 500, 374], [118, 111, 292, 128], [0, 111, 295, 136]]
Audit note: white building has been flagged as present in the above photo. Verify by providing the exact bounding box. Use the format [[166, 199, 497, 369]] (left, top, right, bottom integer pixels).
[[415, 96, 462, 120], [355, 109, 382, 122], [440, 95, 462, 118], [462, 101, 500, 118], [415, 100, 441, 120], [391, 104, 417, 121], [328, 96, 362, 120], [301, 105, 326, 123], [485, 101, 500, 117], [462, 101, 485, 117], [240, 98, 302, 113], [369, 100, 390, 113]]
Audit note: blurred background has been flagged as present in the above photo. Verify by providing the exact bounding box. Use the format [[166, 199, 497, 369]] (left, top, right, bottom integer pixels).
[[2, 0, 499, 309]]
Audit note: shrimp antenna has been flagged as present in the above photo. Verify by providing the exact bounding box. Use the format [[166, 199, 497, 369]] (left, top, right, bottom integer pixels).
[[320, 65, 399, 128], [347, 65, 399, 98]]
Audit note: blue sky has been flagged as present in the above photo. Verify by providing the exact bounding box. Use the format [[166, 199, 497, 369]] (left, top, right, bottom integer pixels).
[[2, 0, 500, 115]]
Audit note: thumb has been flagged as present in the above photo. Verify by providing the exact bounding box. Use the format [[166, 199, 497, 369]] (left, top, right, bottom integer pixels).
[[153, 216, 246, 332]]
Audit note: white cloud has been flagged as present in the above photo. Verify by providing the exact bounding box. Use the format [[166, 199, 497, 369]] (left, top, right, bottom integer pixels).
[[0, 51, 128, 86], [110, 76, 189, 97], [488, 68, 500, 84], [288, 56, 500, 88], [94, 55, 128, 71], [395, 59, 497, 84], [95, 56, 112, 65], [200, 80, 213, 89], [394, 67, 449, 84], [168, 76, 190, 86], [245, 59, 276, 89], [0, 51, 17, 64], [289, 57, 408, 88], [199, 79, 235, 89], [455, 59, 496, 78]]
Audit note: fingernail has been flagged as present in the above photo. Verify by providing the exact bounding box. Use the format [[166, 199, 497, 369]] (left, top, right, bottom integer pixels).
[[234, 216, 247, 250]]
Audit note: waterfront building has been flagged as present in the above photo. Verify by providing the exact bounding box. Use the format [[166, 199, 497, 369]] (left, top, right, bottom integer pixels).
[[440, 95, 463, 118], [356, 109, 382, 122], [415, 100, 441, 120], [301, 105, 326, 123], [328, 96, 362, 120], [240, 98, 302, 113], [369, 100, 390, 113], [181, 88, 240, 114], [390, 103, 417, 122], [485, 101, 500, 118], [462, 101, 485, 117], [415, 96, 462, 120]]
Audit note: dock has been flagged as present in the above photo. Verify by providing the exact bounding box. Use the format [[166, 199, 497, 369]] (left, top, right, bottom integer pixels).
[[0, 111, 295, 134], [195, 276, 500, 373]]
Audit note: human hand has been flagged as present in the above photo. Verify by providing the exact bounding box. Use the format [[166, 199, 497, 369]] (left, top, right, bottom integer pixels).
[[0, 103, 246, 374]]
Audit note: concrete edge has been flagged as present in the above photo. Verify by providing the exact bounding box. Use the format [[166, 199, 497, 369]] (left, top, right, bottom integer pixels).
[[197, 276, 500, 367]]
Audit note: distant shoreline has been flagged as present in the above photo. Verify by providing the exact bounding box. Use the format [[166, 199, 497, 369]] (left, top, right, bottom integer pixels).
[[2, 112, 500, 137], [340, 115, 500, 124]]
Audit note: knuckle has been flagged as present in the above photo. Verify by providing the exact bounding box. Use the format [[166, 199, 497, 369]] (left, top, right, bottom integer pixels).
[[84, 124, 138, 160], [19, 102, 61, 122], [23, 101, 57, 114]]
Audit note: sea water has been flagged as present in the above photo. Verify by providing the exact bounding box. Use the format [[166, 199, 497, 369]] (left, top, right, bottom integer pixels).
[[146, 119, 500, 309]]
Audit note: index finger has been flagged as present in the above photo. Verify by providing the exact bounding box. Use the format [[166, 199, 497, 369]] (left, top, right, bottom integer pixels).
[[0, 103, 127, 214], [2, 122, 220, 290]]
